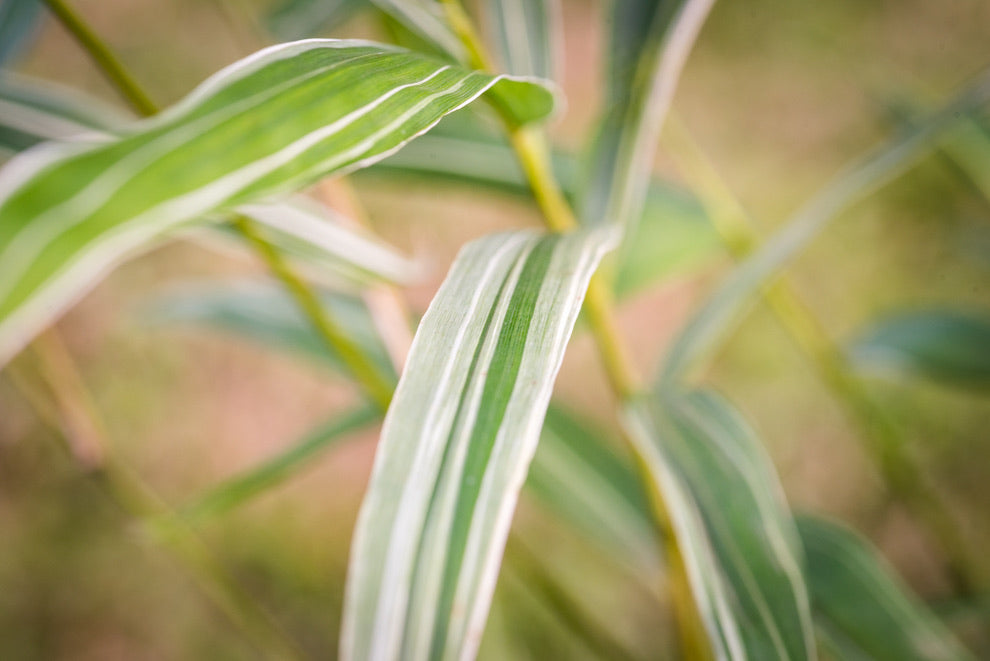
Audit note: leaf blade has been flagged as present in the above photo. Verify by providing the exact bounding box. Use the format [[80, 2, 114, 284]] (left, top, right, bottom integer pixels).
[[341, 227, 615, 661], [0, 39, 555, 366]]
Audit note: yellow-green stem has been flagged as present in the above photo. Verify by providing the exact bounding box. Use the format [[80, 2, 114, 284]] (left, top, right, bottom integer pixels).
[[663, 115, 979, 594], [41, 0, 157, 116]]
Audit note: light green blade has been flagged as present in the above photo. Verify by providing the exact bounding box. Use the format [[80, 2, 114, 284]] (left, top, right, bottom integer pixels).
[[797, 516, 973, 661], [341, 227, 616, 661], [0, 38, 555, 366], [660, 72, 990, 383], [581, 0, 715, 229], [845, 308, 990, 389], [622, 389, 815, 660], [486, 0, 561, 81], [143, 280, 397, 381]]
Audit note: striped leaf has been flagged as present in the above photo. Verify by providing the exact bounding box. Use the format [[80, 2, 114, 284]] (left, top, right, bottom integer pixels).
[[143, 280, 397, 381], [846, 308, 990, 389], [341, 227, 616, 661], [660, 73, 990, 382], [0, 0, 44, 65], [0, 72, 128, 154], [486, 0, 561, 81], [0, 39, 555, 366], [797, 516, 973, 661], [622, 389, 815, 660], [581, 0, 715, 229]]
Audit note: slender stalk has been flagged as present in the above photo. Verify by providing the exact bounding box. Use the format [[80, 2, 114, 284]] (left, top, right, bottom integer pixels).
[[662, 115, 980, 594], [41, 0, 157, 116], [437, 2, 709, 657]]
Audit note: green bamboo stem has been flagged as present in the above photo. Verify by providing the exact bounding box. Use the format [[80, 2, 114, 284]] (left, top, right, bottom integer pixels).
[[662, 114, 980, 595], [437, 2, 710, 657]]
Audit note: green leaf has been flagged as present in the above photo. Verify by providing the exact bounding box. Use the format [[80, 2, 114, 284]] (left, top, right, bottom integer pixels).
[[341, 227, 616, 661], [622, 389, 815, 660], [143, 280, 397, 381], [0, 72, 128, 154], [526, 405, 656, 568], [660, 73, 990, 383], [0, 38, 556, 366], [177, 404, 380, 525], [266, 0, 366, 40], [486, 0, 560, 81], [581, 0, 715, 229], [797, 515, 973, 661], [367, 0, 464, 62], [0, 0, 44, 65], [846, 309, 990, 389]]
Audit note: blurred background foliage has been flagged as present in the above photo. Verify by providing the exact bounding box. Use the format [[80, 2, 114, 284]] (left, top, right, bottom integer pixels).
[[0, 0, 989, 658]]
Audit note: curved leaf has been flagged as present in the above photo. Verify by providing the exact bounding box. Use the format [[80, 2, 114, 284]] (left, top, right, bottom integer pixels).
[[846, 309, 990, 389], [797, 516, 973, 661], [0, 38, 555, 366], [341, 227, 616, 661], [622, 389, 815, 660]]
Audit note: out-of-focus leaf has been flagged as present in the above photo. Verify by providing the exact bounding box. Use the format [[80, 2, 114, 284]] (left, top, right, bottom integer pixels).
[[0, 0, 44, 65], [265, 0, 366, 40], [486, 0, 560, 81], [660, 73, 990, 383], [367, 0, 464, 62], [581, 0, 715, 229], [367, 123, 724, 298], [240, 197, 419, 286], [341, 227, 616, 661], [797, 515, 974, 661], [0, 72, 127, 153], [846, 309, 990, 389], [144, 281, 397, 381], [526, 405, 656, 569], [177, 404, 380, 524], [622, 389, 815, 659], [0, 38, 556, 367]]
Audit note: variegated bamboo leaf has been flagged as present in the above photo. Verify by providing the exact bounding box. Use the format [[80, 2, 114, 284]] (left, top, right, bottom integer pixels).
[[661, 72, 990, 383], [0, 72, 127, 154], [486, 0, 561, 81], [0, 39, 555, 366], [266, 0, 366, 40], [798, 516, 973, 661], [622, 389, 815, 660], [341, 227, 616, 661], [581, 0, 715, 229]]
